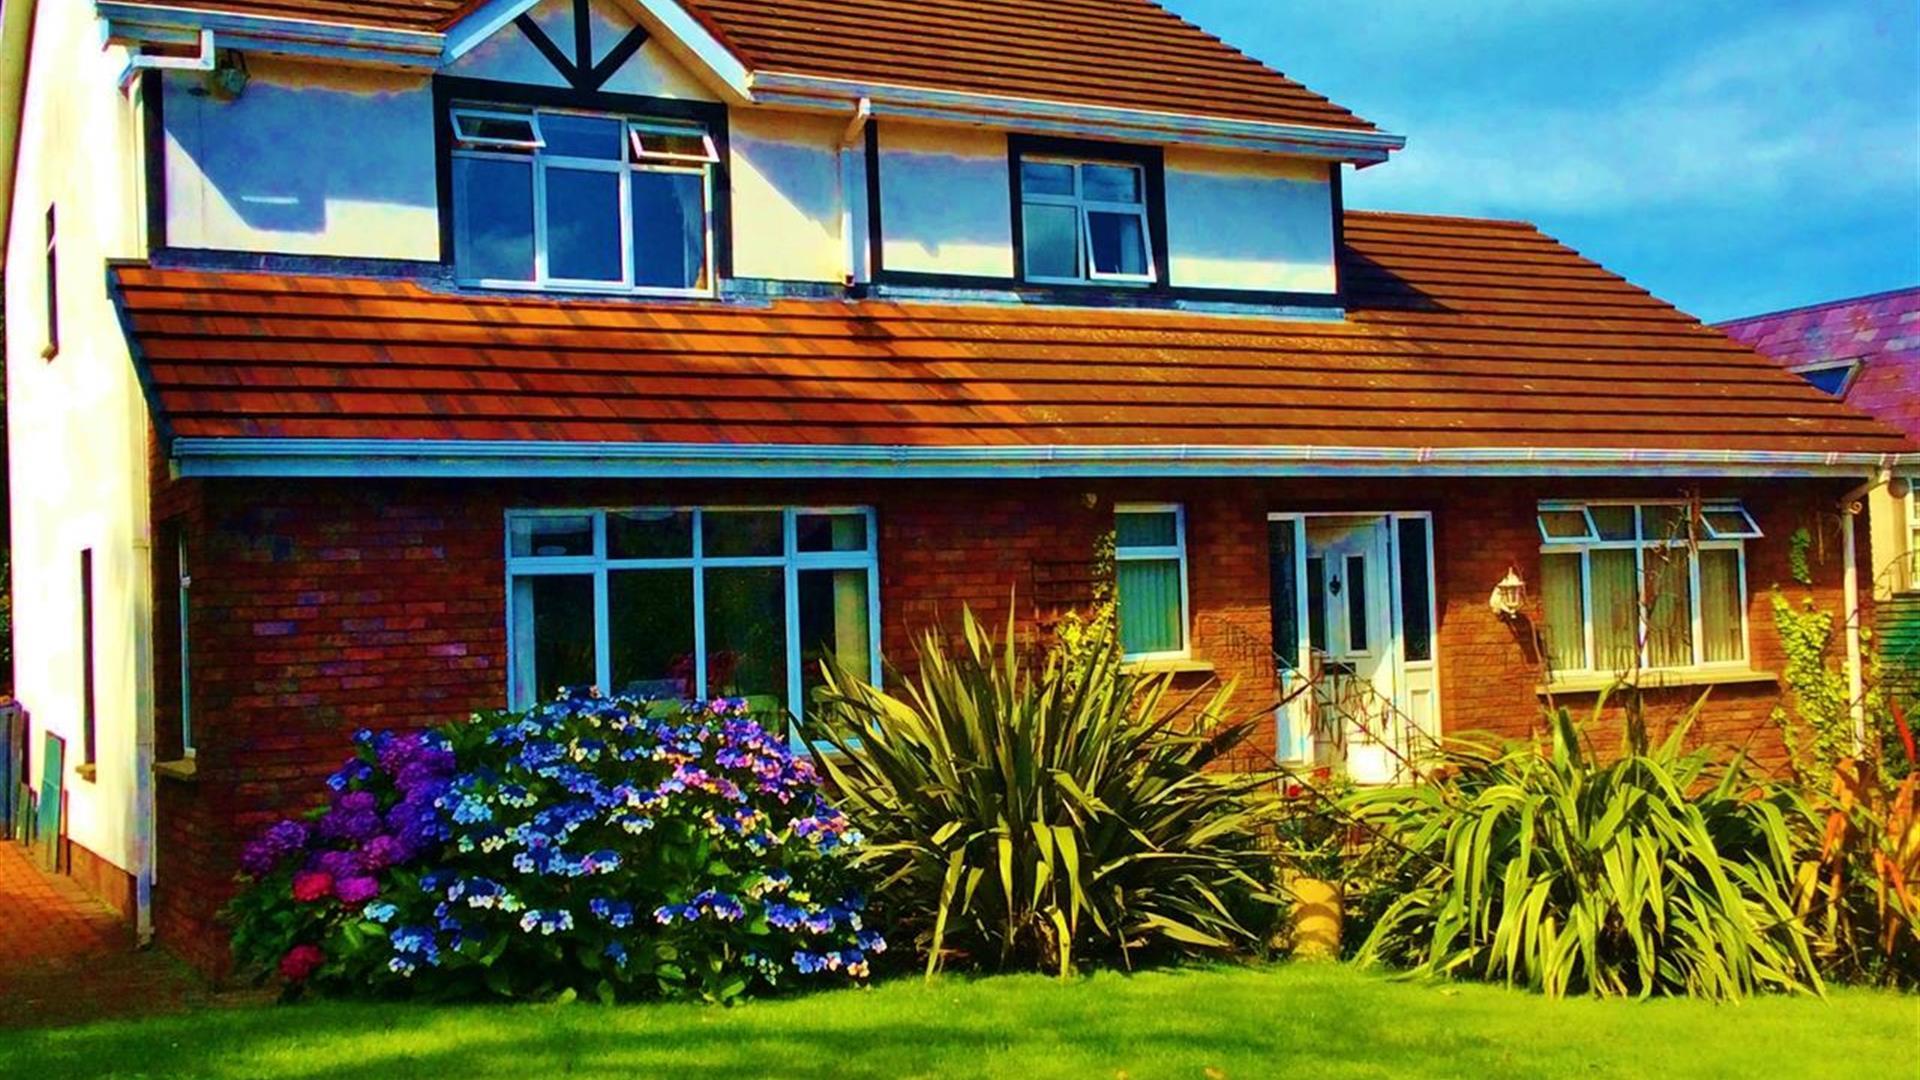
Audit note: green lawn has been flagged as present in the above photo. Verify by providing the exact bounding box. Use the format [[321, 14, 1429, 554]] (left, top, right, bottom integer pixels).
[[2, 963, 1913, 1080]]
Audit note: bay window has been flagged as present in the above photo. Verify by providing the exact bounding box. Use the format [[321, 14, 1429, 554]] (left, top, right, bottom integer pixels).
[[1537, 501, 1758, 676], [506, 508, 879, 721], [451, 105, 716, 294], [1114, 504, 1189, 659]]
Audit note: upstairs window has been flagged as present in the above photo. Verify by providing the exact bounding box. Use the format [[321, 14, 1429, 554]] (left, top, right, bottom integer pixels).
[[1017, 155, 1158, 286], [450, 106, 718, 294], [1536, 501, 1757, 676]]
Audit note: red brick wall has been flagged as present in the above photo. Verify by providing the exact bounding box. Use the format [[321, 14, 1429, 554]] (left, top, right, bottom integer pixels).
[[149, 473, 1857, 971]]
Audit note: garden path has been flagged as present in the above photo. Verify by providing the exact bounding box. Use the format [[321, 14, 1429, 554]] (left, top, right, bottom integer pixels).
[[0, 840, 220, 1029]]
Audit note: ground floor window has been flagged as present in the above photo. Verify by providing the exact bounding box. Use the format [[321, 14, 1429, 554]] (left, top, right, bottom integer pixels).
[[1537, 500, 1757, 675], [1114, 504, 1189, 659], [505, 508, 880, 721]]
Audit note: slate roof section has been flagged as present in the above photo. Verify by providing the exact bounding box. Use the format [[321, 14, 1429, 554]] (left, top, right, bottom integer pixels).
[[104, 0, 1378, 132], [111, 212, 1916, 456], [1720, 287, 1920, 444]]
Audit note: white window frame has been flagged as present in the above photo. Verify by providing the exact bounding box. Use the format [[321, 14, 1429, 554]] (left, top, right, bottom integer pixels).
[[503, 507, 881, 726], [1789, 358, 1863, 398], [629, 120, 720, 165], [1537, 500, 1756, 674], [451, 105, 717, 298], [1019, 156, 1157, 287], [178, 531, 194, 758], [1113, 502, 1191, 661]]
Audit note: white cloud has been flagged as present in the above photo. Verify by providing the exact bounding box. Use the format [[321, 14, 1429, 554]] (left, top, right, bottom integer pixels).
[[1349, 6, 1918, 217]]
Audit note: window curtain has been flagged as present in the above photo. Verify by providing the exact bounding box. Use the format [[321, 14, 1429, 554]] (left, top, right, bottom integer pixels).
[[1644, 548, 1694, 669], [1699, 549, 1744, 664], [1118, 558, 1183, 655], [1589, 549, 1639, 671], [1540, 552, 1587, 672]]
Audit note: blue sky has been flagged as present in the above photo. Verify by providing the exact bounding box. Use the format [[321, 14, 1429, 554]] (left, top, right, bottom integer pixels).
[[1164, 0, 1920, 322]]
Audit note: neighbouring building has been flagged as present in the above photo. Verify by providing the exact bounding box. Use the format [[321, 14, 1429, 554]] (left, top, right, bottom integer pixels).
[[0, 0, 1914, 972], [1722, 287, 1920, 708]]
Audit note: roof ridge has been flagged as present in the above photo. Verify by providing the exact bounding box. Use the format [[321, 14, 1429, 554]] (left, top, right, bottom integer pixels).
[[1716, 284, 1920, 327], [1344, 209, 1540, 231]]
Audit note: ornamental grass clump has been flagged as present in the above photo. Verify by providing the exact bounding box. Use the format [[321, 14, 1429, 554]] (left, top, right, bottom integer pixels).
[[1345, 694, 1822, 1001], [802, 607, 1284, 978], [228, 692, 882, 1004]]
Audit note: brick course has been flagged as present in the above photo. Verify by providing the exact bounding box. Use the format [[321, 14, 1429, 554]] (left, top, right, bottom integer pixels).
[[148, 473, 1859, 971]]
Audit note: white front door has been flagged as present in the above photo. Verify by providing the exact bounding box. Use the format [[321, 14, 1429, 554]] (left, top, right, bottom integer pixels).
[[1306, 517, 1399, 783]]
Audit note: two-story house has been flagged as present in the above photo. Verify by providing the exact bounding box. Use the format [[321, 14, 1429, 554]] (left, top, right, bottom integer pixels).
[[3, 0, 1915, 971]]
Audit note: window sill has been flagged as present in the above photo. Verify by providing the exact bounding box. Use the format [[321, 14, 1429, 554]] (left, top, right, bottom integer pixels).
[[1537, 668, 1779, 696], [1123, 658, 1215, 676], [74, 763, 97, 783], [154, 758, 199, 783]]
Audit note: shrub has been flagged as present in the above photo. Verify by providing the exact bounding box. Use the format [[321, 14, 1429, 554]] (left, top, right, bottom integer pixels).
[[1346, 695, 1822, 1001], [228, 693, 882, 1003], [802, 608, 1283, 977], [1786, 703, 1920, 987]]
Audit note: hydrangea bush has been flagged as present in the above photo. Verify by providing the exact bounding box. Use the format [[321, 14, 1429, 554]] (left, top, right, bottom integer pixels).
[[228, 692, 882, 1003]]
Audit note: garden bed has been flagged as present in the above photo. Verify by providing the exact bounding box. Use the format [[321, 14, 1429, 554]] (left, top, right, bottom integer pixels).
[[1, 963, 1909, 1079]]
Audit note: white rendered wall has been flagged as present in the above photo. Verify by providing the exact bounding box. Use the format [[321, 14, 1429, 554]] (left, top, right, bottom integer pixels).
[[5, 0, 155, 893], [163, 60, 441, 260], [1163, 148, 1336, 294], [729, 110, 846, 283], [876, 121, 1014, 279]]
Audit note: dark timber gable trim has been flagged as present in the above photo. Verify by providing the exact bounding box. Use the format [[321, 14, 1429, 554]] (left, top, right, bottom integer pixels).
[[512, 0, 651, 93]]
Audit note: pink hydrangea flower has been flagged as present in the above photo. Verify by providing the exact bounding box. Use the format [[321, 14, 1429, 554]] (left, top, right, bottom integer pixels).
[[291, 870, 334, 903], [278, 943, 325, 982]]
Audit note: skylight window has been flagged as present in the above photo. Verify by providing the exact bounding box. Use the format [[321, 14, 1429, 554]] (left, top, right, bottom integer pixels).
[[1791, 359, 1863, 398]]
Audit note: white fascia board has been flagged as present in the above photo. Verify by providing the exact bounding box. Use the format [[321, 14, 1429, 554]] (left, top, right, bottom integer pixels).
[[169, 439, 1911, 480], [96, 2, 445, 67], [751, 72, 1408, 164], [624, 0, 752, 102], [442, 0, 537, 62]]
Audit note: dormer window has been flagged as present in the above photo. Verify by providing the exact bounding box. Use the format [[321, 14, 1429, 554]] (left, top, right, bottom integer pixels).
[[1008, 137, 1167, 289], [449, 105, 716, 295], [1018, 158, 1156, 285]]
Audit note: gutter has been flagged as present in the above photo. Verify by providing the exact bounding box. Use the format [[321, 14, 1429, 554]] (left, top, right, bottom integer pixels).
[[95, 2, 445, 68], [750, 72, 1409, 165], [168, 438, 1910, 480]]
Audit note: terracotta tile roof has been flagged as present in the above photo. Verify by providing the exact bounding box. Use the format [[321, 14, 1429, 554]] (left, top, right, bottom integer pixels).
[[1720, 287, 1920, 444], [108, 0, 1376, 131], [681, 0, 1376, 132], [112, 212, 1914, 456]]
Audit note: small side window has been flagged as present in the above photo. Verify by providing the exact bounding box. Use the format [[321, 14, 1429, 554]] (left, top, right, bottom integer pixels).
[[43, 205, 58, 359]]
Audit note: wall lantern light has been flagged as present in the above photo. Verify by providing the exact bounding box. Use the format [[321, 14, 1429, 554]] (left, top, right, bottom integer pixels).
[[1489, 568, 1528, 620]]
